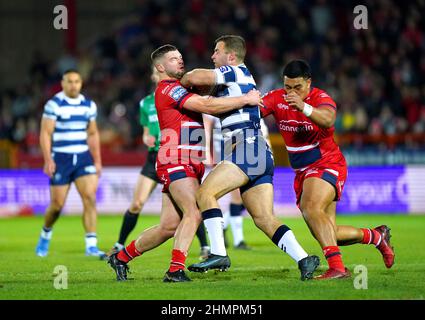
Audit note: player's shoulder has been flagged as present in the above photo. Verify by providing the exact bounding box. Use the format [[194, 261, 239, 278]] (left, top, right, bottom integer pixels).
[[310, 87, 333, 100], [216, 64, 251, 77], [80, 93, 96, 106], [308, 87, 336, 109], [44, 92, 63, 112], [145, 92, 155, 99], [156, 80, 189, 104], [157, 80, 182, 94], [140, 92, 155, 106], [48, 91, 64, 104], [263, 88, 285, 98], [217, 65, 234, 73]]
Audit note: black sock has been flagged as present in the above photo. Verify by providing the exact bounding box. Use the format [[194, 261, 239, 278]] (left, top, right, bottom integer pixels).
[[196, 222, 209, 247], [230, 203, 244, 216], [42, 226, 52, 233], [117, 210, 139, 245]]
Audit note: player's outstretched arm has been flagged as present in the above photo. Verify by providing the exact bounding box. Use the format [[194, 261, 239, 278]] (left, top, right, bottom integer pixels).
[[182, 89, 262, 115], [180, 69, 216, 87]]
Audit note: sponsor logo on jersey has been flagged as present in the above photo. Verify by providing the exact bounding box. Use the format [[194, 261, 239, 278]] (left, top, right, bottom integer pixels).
[[278, 120, 314, 132], [169, 86, 187, 102], [148, 114, 158, 122], [277, 103, 289, 110], [219, 66, 232, 73], [246, 136, 256, 144]]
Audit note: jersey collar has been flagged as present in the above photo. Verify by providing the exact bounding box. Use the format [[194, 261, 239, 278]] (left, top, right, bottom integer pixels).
[[160, 79, 178, 83]]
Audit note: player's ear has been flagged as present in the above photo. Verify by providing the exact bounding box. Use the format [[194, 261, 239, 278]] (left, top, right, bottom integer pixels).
[[229, 51, 237, 64], [155, 63, 165, 73], [306, 78, 312, 89]]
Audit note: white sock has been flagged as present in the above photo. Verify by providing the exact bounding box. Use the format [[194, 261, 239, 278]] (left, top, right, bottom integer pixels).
[[41, 227, 52, 240], [203, 209, 227, 256], [230, 216, 244, 245], [223, 210, 230, 230], [85, 233, 98, 248], [114, 242, 124, 250], [273, 226, 308, 262]]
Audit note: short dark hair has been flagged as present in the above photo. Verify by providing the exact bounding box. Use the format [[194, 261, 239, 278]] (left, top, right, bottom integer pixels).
[[62, 69, 80, 77], [151, 44, 178, 63], [215, 35, 246, 62], [282, 60, 312, 79]]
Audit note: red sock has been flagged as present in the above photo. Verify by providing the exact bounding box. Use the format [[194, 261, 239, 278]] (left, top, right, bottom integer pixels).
[[323, 246, 345, 272], [169, 249, 187, 273], [361, 228, 382, 246], [117, 240, 142, 263]]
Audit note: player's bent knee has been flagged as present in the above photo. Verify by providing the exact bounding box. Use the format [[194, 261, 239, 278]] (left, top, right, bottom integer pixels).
[[195, 188, 214, 208], [81, 193, 97, 206], [130, 201, 143, 213], [185, 210, 202, 225], [158, 224, 178, 239], [195, 188, 205, 204], [50, 199, 65, 212], [300, 199, 321, 216]]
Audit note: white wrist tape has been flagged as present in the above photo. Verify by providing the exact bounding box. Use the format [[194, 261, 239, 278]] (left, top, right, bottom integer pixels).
[[303, 103, 313, 117]]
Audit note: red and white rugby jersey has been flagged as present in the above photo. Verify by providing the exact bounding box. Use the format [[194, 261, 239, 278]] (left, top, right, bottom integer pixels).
[[155, 79, 205, 165], [261, 87, 342, 170]]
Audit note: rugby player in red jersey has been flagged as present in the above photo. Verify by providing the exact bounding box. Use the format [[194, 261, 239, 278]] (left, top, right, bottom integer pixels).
[[107, 45, 262, 282], [261, 59, 395, 279]]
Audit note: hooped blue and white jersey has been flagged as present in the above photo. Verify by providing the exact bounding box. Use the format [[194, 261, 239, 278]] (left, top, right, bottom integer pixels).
[[213, 64, 261, 137], [42, 91, 97, 154]]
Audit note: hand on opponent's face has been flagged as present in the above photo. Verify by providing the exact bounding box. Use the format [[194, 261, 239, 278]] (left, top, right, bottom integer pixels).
[[286, 92, 304, 111]]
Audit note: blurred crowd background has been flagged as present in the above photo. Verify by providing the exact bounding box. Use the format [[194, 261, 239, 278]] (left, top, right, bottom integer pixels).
[[0, 0, 424, 167]]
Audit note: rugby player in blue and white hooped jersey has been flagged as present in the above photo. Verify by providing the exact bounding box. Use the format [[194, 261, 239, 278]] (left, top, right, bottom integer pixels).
[[35, 69, 105, 258], [181, 35, 319, 280], [203, 114, 271, 251]]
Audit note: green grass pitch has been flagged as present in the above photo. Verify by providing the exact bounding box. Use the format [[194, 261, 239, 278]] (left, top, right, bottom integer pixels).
[[0, 214, 424, 300]]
